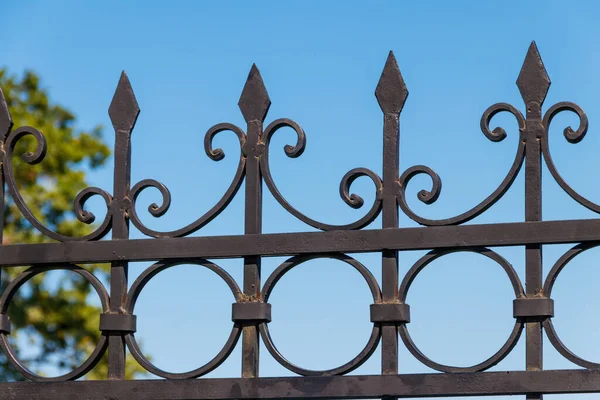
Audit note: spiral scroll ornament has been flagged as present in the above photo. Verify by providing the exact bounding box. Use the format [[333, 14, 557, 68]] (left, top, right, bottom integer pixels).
[[260, 118, 383, 231], [541, 102, 597, 213], [397, 103, 526, 226], [127, 123, 247, 238], [3, 126, 113, 241]]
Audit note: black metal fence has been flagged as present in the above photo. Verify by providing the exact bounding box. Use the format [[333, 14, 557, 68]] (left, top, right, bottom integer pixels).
[[0, 42, 599, 399]]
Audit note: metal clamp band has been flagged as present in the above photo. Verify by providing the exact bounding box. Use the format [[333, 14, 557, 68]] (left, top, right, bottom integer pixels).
[[370, 303, 410, 323], [232, 302, 271, 324], [99, 313, 137, 334], [513, 298, 554, 319], [0, 314, 11, 334]]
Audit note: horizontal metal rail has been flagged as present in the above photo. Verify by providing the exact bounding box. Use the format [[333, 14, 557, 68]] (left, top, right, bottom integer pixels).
[[4, 369, 600, 400], [0, 218, 598, 266]]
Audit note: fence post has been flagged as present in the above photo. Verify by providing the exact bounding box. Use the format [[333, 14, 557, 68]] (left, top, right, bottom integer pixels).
[[107, 71, 139, 380], [375, 51, 408, 382], [517, 41, 549, 400], [238, 64, 270, 378]]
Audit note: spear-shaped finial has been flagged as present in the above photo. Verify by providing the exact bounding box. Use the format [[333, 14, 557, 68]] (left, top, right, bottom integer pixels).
[[109, 71, 140, 133], [0, 88, 13, 138], [375, 51, 408, 115], [238, 64, 271, 123], [516, 41, 550, 105]]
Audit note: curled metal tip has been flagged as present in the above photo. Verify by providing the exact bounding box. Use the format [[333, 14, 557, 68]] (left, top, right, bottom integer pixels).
[[516, 41, 550, 105], [109, 71, 140, 133], [375, 51, 408, 115], [0, 88, 13, 137], [238, 64, 271, 122]]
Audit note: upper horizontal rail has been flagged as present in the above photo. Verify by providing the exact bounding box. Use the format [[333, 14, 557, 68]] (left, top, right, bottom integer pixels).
[[2, 218, 599, 266]]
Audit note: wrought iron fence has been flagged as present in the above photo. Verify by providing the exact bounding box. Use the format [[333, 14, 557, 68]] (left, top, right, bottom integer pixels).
[[0, 41, 599, 399]]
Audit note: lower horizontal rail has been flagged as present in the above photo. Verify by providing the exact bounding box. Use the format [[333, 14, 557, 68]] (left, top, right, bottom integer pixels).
[[2, 218, 600, 266], [4, 369, 600, 399]]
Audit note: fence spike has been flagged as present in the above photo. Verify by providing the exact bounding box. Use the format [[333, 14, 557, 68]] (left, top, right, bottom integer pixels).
[[109, 71, 140, 134], [517, 41, 550, 105], [0, 88, 13, 138], [238, 64, 271, 123], [375, 51, 408, 115]]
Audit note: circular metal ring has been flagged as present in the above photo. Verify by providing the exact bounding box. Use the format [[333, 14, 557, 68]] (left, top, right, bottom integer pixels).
[[0, 265, 110, 382], [542, 243, 600, 369], [259, 253, 382, 376], [398, 248, 524, 373], [124, 259, 242, 379]]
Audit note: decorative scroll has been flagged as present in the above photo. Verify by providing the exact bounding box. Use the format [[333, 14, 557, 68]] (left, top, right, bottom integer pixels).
[[260, 118, 383, 231], [3, 126, 113, 241], [128, 123, 247, 238], [541, 102, 596, 212], [0, 45, 595, 241], [397, 104, 526, 226]]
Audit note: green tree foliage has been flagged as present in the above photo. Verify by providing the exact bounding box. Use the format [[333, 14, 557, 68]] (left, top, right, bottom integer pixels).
[[0, 68, 145, 380]]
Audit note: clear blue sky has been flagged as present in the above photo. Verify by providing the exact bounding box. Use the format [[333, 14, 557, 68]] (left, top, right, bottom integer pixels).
[[3, 1, 600, 397]]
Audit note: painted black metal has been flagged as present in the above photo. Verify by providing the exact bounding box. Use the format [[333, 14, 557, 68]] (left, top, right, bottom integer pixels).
[[0, 41, 597, 398], [513, 298, 555, 319], [0, 314, 10, 334], [232, 302, 272, 324], [99, 314, 137, 334], [370, 303, 411, 323]]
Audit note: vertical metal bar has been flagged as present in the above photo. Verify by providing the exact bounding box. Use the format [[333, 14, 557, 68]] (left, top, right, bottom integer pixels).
[[0, 89, 12, 292], [517, 41, 550, 400], [238, 64, 271, 378], [0, 88, 12, 245], [107, 71, 140, 380], [375, 52, 408, 382]]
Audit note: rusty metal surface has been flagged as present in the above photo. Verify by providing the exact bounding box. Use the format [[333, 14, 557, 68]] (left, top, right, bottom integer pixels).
[[0, 42, 597, 398]]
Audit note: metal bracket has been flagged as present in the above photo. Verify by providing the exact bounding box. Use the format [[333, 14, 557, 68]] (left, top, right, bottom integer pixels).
[[99, 313, 137, 334], [370, 303, 410, 323], [0, 314, 10, 334], [232, 302, 271, 324], [513, 298, 554, 319]]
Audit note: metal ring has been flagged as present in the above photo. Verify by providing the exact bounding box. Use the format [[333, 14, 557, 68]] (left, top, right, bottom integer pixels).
[[259, 254, 382, 376], [398, 248, 525, 373], [542, 243, 600, 369], [0, 265, 109, 382], [124, 259, 243, 379]]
